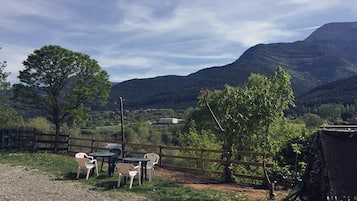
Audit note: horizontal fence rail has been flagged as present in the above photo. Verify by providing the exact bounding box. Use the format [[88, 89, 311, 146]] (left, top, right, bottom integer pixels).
[[68, 135, 273, 184], [0, 129, 273, 185], [0, 129, 69, 152]]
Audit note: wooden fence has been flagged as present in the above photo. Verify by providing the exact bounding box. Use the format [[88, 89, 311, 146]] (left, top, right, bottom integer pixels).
[[0, 129, 69, 152], [68, 136, 273, 184], [0, 129, 273, 184]]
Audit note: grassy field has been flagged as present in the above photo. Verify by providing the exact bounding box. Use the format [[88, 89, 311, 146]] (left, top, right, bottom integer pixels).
[[0, 151, 268, 201]]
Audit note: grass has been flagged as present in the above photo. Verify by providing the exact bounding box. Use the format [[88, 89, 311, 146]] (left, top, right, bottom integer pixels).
[[0, 151, 262, 201]]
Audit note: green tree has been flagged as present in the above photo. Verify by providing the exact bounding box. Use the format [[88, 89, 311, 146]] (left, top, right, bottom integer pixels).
[[13, 45, 112, 152], [191, 66, 295, 184], [302, 113, 323, 128]]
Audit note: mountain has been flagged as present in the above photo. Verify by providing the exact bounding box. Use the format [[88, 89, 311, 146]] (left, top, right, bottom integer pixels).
[[297, 74, 357, 107], [106, 22, 357, 110]]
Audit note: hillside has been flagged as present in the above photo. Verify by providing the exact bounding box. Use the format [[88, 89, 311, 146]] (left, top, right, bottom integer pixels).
[[297, 74, 357, 107], [106, 21, 357, 110]]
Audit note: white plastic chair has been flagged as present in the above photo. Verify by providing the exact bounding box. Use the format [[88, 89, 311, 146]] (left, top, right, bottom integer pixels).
[[116, 162, 141, 189], [144, 153, 160, 181], [75, 152, 98, 180]]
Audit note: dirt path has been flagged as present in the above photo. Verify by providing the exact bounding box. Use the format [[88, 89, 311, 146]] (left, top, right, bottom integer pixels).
[[155, 167, 290, 200], [0, 163, 148, 201]]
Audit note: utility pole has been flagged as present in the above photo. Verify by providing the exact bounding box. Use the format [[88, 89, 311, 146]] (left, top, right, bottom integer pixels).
[[119, 97, 125, 154]]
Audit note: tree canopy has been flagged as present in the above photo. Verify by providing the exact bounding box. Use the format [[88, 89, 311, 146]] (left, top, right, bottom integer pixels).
[[185, 67, 295, 182], [13, 45, 112, 151]]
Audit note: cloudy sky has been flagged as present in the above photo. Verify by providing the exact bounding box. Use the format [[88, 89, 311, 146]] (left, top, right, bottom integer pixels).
[[1, 0, 357, 84]]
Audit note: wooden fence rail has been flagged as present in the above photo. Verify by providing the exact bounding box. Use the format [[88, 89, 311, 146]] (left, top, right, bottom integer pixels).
[[0, 129, 273, 184], [68, 136, 273, 184]]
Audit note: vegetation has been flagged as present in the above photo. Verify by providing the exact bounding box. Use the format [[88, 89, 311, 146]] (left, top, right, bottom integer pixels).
[[13, 45, 112, 152], [0, 152, 251, 201], [0, 48, 24, 128], [183, 67, 296, 183]]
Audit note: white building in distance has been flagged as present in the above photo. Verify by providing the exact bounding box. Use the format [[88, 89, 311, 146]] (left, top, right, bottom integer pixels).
[[158, 118, 180, 124]]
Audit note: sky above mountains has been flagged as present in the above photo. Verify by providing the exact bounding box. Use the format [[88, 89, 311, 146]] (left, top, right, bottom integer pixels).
[[1, 0, 357, 84]]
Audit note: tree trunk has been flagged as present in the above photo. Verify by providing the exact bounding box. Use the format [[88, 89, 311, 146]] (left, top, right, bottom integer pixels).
[[223, 138, 234, 183]]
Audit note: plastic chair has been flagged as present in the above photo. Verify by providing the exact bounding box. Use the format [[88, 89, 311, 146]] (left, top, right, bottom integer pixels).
[[144, 153, 160, 181], [75, 152, 98, 180], [116, 162, 141, 189]]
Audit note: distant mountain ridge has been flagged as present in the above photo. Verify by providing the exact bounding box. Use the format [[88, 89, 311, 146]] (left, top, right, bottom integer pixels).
[[106, 21, 357, 110]]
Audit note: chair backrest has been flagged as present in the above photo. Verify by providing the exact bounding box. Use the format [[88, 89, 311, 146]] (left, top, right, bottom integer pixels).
[[75, 152, 89, 159], [144, 153, 160, 166], [75, 157, 90, 168], [116, 162, 137, 176]]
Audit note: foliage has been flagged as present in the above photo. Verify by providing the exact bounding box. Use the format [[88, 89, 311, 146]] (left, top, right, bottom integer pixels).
[[184, 67, 295, 183], [271, 134, 314, 188], [0, 48, 24, 128], [194, 66, 295, 152], [25, 116, 54, 132], [179, 120, 221, 149], [301, 113, 324, 128], [177, 120, 222, 171], [13, 45, 112, 152]]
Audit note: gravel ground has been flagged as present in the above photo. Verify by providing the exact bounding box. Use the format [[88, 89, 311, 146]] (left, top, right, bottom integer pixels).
[[0, 163, 150, 201]]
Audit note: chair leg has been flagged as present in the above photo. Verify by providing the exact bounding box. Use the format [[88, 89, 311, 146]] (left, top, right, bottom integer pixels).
[[76, 167, 80, 179], [148, 169, 153, 181], [117, 175, 122, 187], [129, 176, 134, 189], [86, 168, 91, 180], [95, 162, 99, 176]]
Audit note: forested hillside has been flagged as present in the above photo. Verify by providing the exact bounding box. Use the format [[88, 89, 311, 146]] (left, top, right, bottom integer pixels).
[[104, 22, 357, 110]]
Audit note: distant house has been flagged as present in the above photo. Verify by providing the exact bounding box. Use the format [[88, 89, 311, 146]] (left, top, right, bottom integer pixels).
[[158, 118, 179, 124]]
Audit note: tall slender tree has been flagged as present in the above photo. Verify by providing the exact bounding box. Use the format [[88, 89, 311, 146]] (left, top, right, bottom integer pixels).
[[13, 45, 112, 152]]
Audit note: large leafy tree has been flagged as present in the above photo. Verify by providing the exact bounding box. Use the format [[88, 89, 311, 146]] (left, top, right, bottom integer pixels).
[[13, 45, 112, 152]]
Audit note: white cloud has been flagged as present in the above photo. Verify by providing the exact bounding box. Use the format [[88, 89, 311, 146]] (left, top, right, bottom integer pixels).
[[0, 44, 33, 83], [2, 0, 357, 84]]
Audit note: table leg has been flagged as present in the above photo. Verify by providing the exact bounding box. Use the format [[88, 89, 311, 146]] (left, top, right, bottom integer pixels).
[[142, 161, 147, 182], [108, 161, 111, 176], [140, 163, 144, 184], [108, 157, 114, 176]]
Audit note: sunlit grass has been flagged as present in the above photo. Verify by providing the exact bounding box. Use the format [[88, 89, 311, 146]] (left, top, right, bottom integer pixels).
[[0, 151, 263, 201]]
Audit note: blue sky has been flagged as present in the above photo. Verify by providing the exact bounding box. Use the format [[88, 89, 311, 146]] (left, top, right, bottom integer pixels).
[[1, 0, 357, 84]]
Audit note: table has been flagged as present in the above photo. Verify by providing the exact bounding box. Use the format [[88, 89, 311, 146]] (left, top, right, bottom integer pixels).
[[123, 157, 150, 183], [89, 152, 117, 176]]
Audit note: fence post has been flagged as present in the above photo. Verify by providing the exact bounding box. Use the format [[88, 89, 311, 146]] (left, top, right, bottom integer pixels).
[[159, 145, 163, 166], [90, 136, 95, 153], [67, 133, 71, 154], [201, 148, 204, 175], [33, 129, 37, 151]]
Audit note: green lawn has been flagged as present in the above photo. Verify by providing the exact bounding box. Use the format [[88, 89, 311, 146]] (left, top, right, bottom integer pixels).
[[0, 151, 264, 201]]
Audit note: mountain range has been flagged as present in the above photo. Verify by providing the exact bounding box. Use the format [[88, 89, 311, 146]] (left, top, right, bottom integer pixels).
[[105, 21, 357, 111]]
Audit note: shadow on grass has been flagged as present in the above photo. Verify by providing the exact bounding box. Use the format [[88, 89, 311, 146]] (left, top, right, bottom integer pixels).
[[60, 171, 121, 190]]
